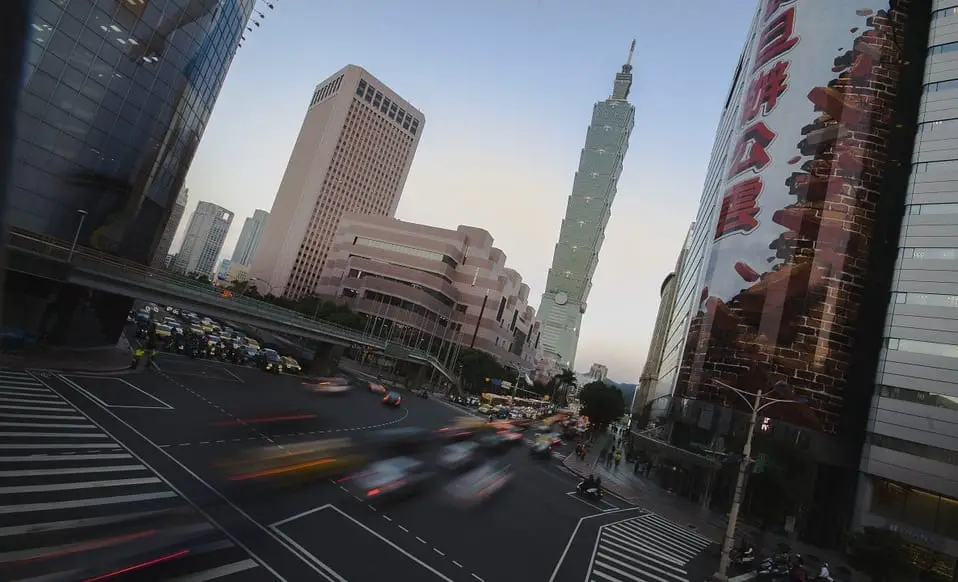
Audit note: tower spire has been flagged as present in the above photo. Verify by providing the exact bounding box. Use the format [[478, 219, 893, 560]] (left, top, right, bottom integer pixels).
[[611, 39, 636, 101]]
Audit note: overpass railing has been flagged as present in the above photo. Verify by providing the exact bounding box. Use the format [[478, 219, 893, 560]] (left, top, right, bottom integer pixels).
[[7, 229, 459, 381]]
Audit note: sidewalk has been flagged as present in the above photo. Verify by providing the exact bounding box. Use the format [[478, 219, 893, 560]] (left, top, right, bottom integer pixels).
[[563, 433, 868, 581], [563, 435, 727, 542], [0, 342, 133, 373]]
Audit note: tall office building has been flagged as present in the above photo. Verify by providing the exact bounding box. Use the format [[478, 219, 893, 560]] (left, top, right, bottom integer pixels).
[[641, 1, 957, 573], [173, 201, 233, 276], [4, 0, 254, 345], [537, 42, 637, 370], [232, 209, 268, 266], [152, 187, 189, 268], [251, 65, 425, 299]]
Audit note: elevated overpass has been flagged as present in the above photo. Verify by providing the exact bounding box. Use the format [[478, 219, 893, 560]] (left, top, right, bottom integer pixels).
[[6, 229, 459, 383]]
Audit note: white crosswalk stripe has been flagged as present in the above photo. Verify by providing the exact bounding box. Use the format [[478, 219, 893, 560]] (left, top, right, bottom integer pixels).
[[587, 513, 714, 582], [0, 370, 262, 581]]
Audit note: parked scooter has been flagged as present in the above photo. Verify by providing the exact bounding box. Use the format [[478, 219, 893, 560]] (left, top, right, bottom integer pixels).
[[576, 479, 603, 501]]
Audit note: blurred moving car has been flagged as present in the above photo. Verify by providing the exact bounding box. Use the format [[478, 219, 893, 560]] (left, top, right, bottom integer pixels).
[[436, 441, 482, 473], [303, 376, 352, 395], [383, 391, 402, 407], [444, 460, 513, 508], [369, 381, 387, 394], [346, 457, 434, 502], [365, 427, 435, 456], [477, 430, 523, 454], [281, 356, 302, 374], [438, 424, 480, 442], [219, 438, 368, 484], [530, 437, 554, 459]]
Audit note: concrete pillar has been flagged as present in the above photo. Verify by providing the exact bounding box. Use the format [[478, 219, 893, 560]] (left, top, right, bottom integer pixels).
[[309, 342, 344, 377]]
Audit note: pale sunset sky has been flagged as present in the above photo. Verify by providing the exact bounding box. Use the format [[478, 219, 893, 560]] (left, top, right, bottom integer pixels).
[[177, 0, 756, 381]]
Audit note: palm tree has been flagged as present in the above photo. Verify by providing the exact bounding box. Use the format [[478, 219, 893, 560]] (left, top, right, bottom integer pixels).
[[550, 368, 577, 407]]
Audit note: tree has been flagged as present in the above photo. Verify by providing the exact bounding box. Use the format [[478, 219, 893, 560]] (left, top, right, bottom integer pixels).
[[745, 438, 815, 529], [456, 349, 508, 393], [845, 527, 916, 582], [578, 380, 625, 430]]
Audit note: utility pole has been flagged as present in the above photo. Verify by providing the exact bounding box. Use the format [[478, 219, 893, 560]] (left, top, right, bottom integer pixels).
[[712, 379, 806, 582]]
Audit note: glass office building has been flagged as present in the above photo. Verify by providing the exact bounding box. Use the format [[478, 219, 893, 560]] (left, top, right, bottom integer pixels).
[[5, 0, 253, 345], [13, 0, 253, 260]]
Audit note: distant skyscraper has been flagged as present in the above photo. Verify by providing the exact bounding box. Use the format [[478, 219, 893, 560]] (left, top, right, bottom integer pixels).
[[232, 209, 268, 266], [152, 187, 189, 268], [252, 65, 425, 299], [173, 201, 233, 276], [537, 42, 637, 369]]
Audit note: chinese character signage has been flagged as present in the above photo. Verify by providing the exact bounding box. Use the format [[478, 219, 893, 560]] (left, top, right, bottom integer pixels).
[[680, 1, 919, 433]]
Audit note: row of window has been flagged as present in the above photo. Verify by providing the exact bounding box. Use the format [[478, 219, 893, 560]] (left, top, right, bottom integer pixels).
[[885, 337, 958, 360], [892, 291, 958, 308], [933, 6, 958, 21], [928, 41, 958, 57], [918, 117, 958, 135], [907, 202, 958, 215], [868, 433, 958, 467], [346, 267, 456, 308], [352, 236, 457, 267], [355, 78, 420, 136], [310, 74, 343, 108], [924, 78, 958, 93], [869, 477, 958, 545], [900, 247, 958, 260], [913, 159, 958, 173], [878, 385, 958, 412]]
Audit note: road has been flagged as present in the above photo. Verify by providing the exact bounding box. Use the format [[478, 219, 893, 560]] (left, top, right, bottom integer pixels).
[[2, 355, 716, 581]]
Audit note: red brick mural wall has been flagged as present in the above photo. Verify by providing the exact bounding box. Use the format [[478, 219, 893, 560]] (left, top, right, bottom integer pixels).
[[677, 2, 917, 434]]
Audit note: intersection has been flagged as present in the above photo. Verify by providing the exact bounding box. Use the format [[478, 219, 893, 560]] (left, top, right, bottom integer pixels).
[[1, 356, 717, 581]]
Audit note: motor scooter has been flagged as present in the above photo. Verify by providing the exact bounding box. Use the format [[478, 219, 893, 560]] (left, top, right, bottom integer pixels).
[[576, 480, 603, 500]]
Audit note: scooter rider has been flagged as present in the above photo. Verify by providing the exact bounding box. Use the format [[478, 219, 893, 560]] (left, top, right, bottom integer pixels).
[[817, 562, 833, 582], [578, 474, 599, 495]]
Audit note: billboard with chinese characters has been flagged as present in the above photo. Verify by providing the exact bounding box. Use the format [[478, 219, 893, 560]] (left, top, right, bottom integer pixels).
[[677, 0, 923, 433]]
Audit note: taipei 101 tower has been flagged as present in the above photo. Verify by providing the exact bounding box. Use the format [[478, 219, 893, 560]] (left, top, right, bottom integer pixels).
[[537, 42, 637, 370]]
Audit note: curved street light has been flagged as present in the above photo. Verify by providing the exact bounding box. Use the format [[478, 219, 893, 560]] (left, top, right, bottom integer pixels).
[[712, 378, 808, 582]]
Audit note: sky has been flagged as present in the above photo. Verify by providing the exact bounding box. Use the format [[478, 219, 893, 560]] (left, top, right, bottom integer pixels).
[[176, 0, 756, 382]]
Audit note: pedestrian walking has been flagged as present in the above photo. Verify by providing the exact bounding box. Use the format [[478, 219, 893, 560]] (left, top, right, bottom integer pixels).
[[614, 451, 622, 469]]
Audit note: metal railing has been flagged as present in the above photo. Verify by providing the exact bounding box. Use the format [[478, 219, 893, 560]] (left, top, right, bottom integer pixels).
[[7, 228, 459, 381]]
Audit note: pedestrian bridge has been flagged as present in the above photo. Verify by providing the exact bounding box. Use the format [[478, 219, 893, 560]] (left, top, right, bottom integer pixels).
[[6, 228, 459, 383]]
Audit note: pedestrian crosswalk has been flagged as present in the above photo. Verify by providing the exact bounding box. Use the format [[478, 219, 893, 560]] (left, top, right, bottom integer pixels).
[[0, 369, 263, 581], [587, 513, 714, 582]]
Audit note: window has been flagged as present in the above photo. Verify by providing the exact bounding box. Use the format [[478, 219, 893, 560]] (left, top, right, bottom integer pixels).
[[893, 291, 958, 308], [929, 42, 958, 57], [878, 385, 958, 412], [869, 433, 958, 466], [918, 118, 958, 135], [924, 79, 958, 93], [901, 247, 958, 260], [908, 203, 958, 215], [933, 6, 958, 21], [886, 336, 958, 359]]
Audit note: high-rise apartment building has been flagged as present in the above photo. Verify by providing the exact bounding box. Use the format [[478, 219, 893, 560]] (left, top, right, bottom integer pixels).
[[537, 42, 637, 370], [316, 213, 540, 369], [173, 201, 233, 276], [251, 65, 424, 300], [588, 363, 609, 382], [232, 209, 268, 266], [643, 1, 957, 574], [5, 0, 253, 345], [152, 187, 189, 268]]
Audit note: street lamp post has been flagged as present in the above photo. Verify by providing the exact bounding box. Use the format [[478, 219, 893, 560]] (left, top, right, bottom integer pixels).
[[68, 209, 88, 262], [712, 379, 805, 582]]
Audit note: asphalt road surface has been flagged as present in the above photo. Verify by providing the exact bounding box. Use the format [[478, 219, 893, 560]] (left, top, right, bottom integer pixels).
[[3, 355, 716, 582]]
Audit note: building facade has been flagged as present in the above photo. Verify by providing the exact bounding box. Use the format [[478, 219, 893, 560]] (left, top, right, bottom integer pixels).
[[173, 201, 233, 276], [633, 226, 693, 421], [537, 42, 637, 370], [4, 0, 253, 346], [851, 3, 958, 576], [152, 186, 189, 268], [588, 363, 609, 382], [251, 65, 424, 300], [647, 0, 942, 556], [232, 209, 268, 266], [316, 214, 540, 369]]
